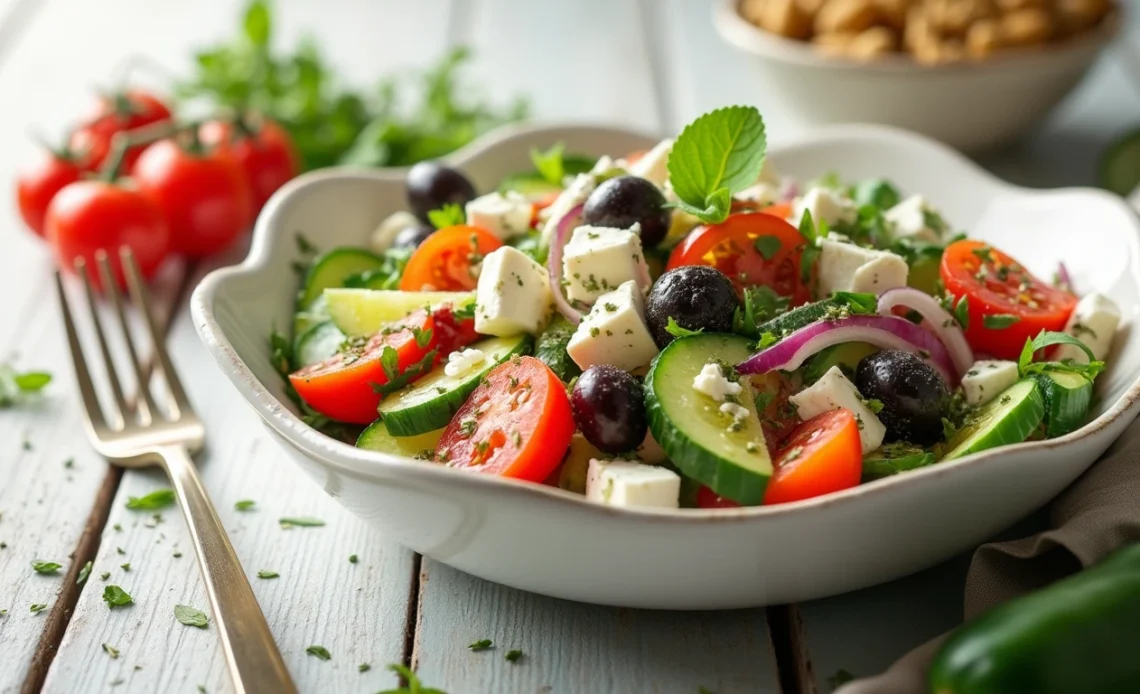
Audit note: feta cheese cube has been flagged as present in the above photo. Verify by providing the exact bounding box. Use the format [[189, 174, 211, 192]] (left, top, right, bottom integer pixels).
[[629, 138, 673, 188], [562, 225, 651, 305], [884, 195, 944, 244], [789, 366, 885, 454], [789, 187, 857, 229], [369, 210, 420, 254], [443, 348, 486, 378], [474, 247, 552, 336], [961, 360, 1020, 406], [541, 173, 596, 243], [566, 280, 659, 372], [692, 363, 743, 402], [1056, 292, 1121, 363], [586, 458, 680, 509], [816, 235, 909, 297], [736, 182, 780, 206], [465, 192, 533, 240]]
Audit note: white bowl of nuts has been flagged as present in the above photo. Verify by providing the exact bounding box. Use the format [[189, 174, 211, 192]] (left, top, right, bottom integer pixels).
[[714, 0, 1121, 151]]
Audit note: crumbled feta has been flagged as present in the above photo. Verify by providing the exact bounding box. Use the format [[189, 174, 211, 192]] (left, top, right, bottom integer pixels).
[[585, 458, 680, 509], [961, 360, 1019, 406], [540, 173, 597, 243], [736, 182, 781, 206], [788, 187, 858, 229], [789, 366, 885, 454], [816, 234, 909, 297], [1056, 292, 1121, 363], [692, 363, 743, 402], [629, 138, 672, 188], [566, 280, 659, 372], [465, 191, 533, 240], [562, 225, 650, 305], [590, 155, 625, 177], [474, 247, 552, 336], [884, 195, 944, 244], [369, 210, 420, 254], [443, 348, 486, 378], [719, 402, 750, 420]]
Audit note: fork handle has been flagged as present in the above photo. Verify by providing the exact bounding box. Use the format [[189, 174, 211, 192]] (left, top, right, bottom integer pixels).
[[161, 445, 298, 694]]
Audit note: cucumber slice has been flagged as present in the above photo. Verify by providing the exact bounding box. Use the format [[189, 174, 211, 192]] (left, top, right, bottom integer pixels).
[[756, 296, 864, 338], [378, 334, 533, 436], [800, 342, 877, 384], [862, 444, 936, 481], [357, 420, 443, 458], [293, 321, 345, 368], [645, 333, 773, 505], [1035, 371, 1092, 437], [943, 379, 1045, 460], [293, 294, 330, 337], [298, 248, 387, 310], [1099, 128, 1140, 196], [535, 314, 581, 383], [324, 288, 475, 337]]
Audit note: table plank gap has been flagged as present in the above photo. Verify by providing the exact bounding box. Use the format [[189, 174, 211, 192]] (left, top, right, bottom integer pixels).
[[764, 605, 812, 694]]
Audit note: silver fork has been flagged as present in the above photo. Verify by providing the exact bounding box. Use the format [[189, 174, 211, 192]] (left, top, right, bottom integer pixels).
[[56, 248, 297, 694]]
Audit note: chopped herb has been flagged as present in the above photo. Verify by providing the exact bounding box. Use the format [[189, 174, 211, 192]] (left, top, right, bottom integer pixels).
[[63, 458, 74, 469], [30, 603, 48, 614], [258, 570, 279, 579], [295, 233, 319, 256], [0, 363, 52, 407], [505, 649, 523, 663], [102, 585, 134, 608], [279, 517, 325, 528], [412, 326, 434, 349], [77, 561, 92, 585], [970, 245, 993, 263], [113, 523, 122, 532], [100, 572, 111, 581], [665, 317, 703, 339], [530, 141, 566, 185], [458, 418, 478, 438], [468, 638, 494, 651], [982, 314, 1020, 329], [358, 662, 371, 673], [31, 560, 62, 574], [427, 203, 466, 229], [175, 604, 209, 628], [370, 347, 439, 397], [120, 563, 131, 572], [349, 554, 358, 564], [102, 643, 120, 659], [173, 551, 183, 558], [797, 210, 823, 286], [234, 500, 256, 511], [754, 235, 782, 260], [306, 645, 331, 661], [733, 285, 790, 338], [953, 295, 969, 329], [865, 399, 885, 414], [125, 489, 176, 510]]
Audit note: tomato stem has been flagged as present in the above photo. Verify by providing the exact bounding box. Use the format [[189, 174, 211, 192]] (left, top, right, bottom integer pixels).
[[98, 120, 180, 182]]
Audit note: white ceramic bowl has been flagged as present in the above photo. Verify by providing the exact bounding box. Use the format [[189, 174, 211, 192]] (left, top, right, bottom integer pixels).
[[713, 0, 1121, 152], [193, 123, 1140, 609]]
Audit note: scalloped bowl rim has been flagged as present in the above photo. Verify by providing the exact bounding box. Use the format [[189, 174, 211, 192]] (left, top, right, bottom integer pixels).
[[191, 121, 1140, 524]]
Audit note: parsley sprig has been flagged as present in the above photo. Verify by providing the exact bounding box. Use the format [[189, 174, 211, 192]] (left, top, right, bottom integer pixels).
[[1017, 331, 1104, 381]]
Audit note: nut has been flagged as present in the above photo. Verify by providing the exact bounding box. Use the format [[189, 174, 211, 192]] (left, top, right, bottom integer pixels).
[[813, 30, 860, 55], [966, 18, 1005, 57], [740, 0, 769, 24], [761, 0, 815, 38], [874, 0, 912, 29], [814, 0, 880, 34], [1055, 0, 1111, 34], [926, 0, 998, 37], [1000, 6, 1054, 45], [850, 26, 901, 57]]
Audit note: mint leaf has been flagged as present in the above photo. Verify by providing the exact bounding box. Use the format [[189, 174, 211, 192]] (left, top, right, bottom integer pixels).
[[428, 203, 465, 230], [278, 517, 325, 528], [306, 645, 331, 661], [13, 372, 51, 391], [77, 561, 92, 586], [754, 235, 782, 260], [505, 649, 523, 663], [530, 142, 565, 185], [831, 292, 878, 315], [102, 642, 120, 659], [665, 317, 703, 339], [370, 349, 438, 398], [1018, 330, 1102, 381], [102, 585, 133, 608], [257, 570, 279, 579], [29, 603, 48, 614], [234, 500, 256, 511], [174, 604, 209, 628], [667, 105, 767, 224], [468, 638, 493, 651], [126, 489, 175, 510], [982, 314, 1020, 330], [31, 561, 61, 574], [953, 295, 969, 330]]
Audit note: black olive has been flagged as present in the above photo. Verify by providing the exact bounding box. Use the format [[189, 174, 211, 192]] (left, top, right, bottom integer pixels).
[[645, 266, 739, 348], [571, 365, 647, 453], [405, 161, 476, 222], [581, 175, 671, 247], [390, 222, 436, 250], [855, 350, 950, 445]]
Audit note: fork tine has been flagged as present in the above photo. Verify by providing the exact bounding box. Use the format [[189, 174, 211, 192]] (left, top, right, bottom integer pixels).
[[76, 256, 129, 429], [54, 270, 108, 433], [120, 247, 192, 418], [97, 250, 159, 424]]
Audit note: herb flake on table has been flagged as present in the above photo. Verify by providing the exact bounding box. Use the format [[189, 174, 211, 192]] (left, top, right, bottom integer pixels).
[[77, 560, 92, 585], [29, 603, 47, 614], [234, 499, 256, 511], [0, 364, 51, 407], [31, 560, 62, 574], [279, 516, 324, 528], [120, 563, 131, 572], [305, 645, 331, 660], [505, 649, 523, 663], [257, 570, 279, 579], [175, 604, 209, 628], [349, 554, 358, 564], [358, 663, 371, 673], [102, 585, 133, 608], [100, 571, 110, 581], [125, 489, 175, 510], [468, 638, 493, 651], [102, 643, 120, 659]]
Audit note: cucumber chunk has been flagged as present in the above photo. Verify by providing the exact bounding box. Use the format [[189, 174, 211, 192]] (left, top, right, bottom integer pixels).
[[943, 379, 1044, 460], [357, 420, 443, 459], [298, 248, 387, 310], [378, 335, 533, 436], [324, 288, 475, 337], [293, 293, 331, 337], [645, 333, 773, 505], [862, 444, 936, 481], [293, 321, 345, 369], [1035, 371, 1092, 437], [535, 314, 581, 383]]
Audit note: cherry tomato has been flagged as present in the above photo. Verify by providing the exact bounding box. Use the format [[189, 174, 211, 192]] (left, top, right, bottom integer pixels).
[[764, 409, 863, 505], [666, 212, 812, 306], [399, 225, 503, 292], [290, 310, 436, 424], [44, 180, 171, 289], [132, 139, 254, 258], [16, 150, 83, 237], [200, 117, 298, 212], [941, 240, 1077, 359], [439, 356, 574, 482], [69, 90, 173, 171]]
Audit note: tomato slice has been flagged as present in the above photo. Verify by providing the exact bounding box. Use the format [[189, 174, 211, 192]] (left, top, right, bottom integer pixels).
[[696, 485, 740, 509], [763, 409, 863, 505], [399, 225, 503, 291], [439, 356, 574, 482], [666, 212, 812, 305], [289, 310, 436, 424], [431, 304, 480, 356], [940, 240, 1077, 359]]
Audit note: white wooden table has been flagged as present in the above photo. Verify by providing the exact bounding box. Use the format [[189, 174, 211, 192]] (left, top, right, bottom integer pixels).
[[1, 1, 1138, 692]]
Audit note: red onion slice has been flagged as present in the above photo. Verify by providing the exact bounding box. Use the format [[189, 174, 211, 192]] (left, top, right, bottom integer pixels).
[[877, 287, 973, 379], [546, 203, 584, 325], [1056, 261, 1073, 292], [736, 314, 957, 385]]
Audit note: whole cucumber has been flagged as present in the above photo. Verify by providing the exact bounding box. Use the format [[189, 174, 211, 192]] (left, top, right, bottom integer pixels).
[[929, 544, 1140, 694]]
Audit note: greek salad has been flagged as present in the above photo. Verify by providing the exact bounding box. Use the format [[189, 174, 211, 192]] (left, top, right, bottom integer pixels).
[[272, 105, 1119, 511]]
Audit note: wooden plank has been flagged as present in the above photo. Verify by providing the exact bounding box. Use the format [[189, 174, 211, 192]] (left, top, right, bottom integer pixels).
[[413, 559, 782, 694]]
